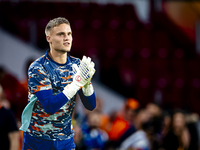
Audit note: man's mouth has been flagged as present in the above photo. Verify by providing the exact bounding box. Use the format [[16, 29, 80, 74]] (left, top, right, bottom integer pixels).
[[63, 42, 70, 46]]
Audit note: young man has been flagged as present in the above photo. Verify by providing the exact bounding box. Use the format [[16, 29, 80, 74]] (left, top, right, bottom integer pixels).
[[20, 17, 96, 150]]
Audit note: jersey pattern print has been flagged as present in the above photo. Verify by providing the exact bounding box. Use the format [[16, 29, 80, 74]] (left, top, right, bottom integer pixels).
[[27, 51, 80, 140]]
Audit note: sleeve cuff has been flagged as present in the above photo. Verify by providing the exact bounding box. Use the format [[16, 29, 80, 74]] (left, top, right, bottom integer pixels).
[[82, 83, 94, 96]]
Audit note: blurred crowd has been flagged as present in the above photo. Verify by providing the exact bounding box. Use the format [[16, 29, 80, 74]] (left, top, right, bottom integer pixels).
[[0, 65, 200, 150], [72, 98, 200, 150]]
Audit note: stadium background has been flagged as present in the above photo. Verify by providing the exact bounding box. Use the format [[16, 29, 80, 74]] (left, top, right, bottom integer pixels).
[[0, 0, 200, 114]]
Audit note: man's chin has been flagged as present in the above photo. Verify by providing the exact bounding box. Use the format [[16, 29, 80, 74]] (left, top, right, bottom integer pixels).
[[56, 49, 70, 53]]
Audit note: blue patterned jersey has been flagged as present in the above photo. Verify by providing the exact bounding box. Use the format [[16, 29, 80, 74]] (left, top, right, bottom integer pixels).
[[26, 50, 80, 141]]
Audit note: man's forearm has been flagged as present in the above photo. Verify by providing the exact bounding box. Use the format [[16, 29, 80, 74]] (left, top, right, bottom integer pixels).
[[78, 89, 96, 111], [36, 90, 69, 114], [9, 131, 19, 150]]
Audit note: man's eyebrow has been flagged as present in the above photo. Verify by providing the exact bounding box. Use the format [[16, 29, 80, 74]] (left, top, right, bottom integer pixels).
[[56, 31, 72, 35], [56, 32, 65, 35]]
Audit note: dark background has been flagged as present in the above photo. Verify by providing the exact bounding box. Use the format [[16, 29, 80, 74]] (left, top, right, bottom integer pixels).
[[0, 0, 200, 113]]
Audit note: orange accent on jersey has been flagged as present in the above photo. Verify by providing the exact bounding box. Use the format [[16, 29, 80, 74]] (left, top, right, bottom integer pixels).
[[32, 112, 38, 117], [55, 110, 65, 118], [33, 112, 50, 118], [30, 125, 41, 132], [60, 69, 69, 73], [39, 113, 50, 118], [37, 69, 44, 75], [33, 84, 50, 93], [61, 75, 72, 81], [39, 79, 47, 85], [70, 55, 76, 58]]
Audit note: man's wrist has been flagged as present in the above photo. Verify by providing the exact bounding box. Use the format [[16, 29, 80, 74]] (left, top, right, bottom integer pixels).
[[63, 82, 80, 100], [82, 83, 94, 96]]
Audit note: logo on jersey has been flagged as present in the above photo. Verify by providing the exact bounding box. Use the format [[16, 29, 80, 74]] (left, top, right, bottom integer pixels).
[[75, 75, 81, 82]]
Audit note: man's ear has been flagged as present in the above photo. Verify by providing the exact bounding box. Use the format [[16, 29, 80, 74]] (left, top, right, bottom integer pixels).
[[46, 36, 51, 43]]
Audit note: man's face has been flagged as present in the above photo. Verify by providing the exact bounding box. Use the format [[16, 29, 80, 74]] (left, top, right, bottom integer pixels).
[[47, 23, 72, 53]]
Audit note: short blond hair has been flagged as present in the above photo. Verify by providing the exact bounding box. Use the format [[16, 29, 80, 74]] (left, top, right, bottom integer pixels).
[[45, 17, 70, 36]]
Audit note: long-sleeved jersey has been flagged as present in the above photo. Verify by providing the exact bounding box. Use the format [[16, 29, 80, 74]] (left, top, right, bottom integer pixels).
[[26, 50, 80, 141]]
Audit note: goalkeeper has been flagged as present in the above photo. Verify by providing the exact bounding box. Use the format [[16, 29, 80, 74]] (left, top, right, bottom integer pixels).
[[20, 17, 96, 150]]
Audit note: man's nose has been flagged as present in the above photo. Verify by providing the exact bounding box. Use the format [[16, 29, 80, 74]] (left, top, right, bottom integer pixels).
[[64, 35, 69, 40]]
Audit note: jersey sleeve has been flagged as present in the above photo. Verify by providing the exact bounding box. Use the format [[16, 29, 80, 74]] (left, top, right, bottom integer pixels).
[[78, 89, 96, 111], [28, 62, 52, 94]]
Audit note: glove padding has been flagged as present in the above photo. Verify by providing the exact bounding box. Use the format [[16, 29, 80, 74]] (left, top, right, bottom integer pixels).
[[72, 56, 95, 87], [63, 56, 95, 99], [82, 82, 94, 96], [74, 56, 95, 96]]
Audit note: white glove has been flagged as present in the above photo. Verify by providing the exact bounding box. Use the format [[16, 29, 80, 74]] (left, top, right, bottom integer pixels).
[[82, 82, 94, 96], [63, 56, 95, 99], [81, 57, 95, 96]]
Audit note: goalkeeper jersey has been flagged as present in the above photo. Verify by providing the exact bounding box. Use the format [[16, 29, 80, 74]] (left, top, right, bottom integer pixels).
[[26, 50, 80, 141]]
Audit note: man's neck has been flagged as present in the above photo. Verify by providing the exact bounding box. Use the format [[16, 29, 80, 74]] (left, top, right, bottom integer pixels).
[[49, 50, 67, 64]]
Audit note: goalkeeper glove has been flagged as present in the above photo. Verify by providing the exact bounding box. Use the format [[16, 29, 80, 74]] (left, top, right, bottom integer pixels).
[[82, 58, 95, 96], [63, 56, 95, 99], [82, 82, 94, 96], [74, 56, 95, 96]]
